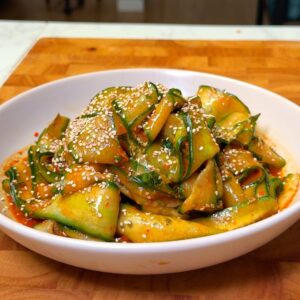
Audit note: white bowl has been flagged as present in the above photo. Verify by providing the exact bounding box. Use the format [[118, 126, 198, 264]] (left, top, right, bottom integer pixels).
[[0, 69, 299, 274]]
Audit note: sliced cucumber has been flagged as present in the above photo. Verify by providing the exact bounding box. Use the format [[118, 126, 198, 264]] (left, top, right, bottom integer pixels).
[[118, 204, 218, 242], [222, 168, 246, 207], [196, 196, 278, 231], [113, 82, 159, 129], [180, 160, 223, 213], [197, 85, 250, 122], [145, 142, 181, 183], [248, 137, 286, 169], [37, 114, 70, 153], [143, 92, 174, 144], [32, 182, 120, 241], [221, 147, 265, 186], [70, 114, 127, 164]]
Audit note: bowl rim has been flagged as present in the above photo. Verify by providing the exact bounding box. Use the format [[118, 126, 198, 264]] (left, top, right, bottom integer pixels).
[[0, 68, 299, 252], [1, 68, 300, 114]]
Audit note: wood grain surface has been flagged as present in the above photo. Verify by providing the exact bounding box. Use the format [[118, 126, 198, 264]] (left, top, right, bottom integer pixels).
[[0, 38, 300, 300]]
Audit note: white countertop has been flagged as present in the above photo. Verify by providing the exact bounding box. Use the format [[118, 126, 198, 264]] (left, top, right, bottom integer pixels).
[[0, 20, 300, 87]]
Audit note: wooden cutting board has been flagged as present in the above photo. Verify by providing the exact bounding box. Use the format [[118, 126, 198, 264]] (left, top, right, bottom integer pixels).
[[0, 38, 300, 300]]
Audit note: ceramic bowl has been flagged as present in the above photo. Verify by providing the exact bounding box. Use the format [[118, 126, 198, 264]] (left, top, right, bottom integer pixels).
[[0, 69, 299, 274]]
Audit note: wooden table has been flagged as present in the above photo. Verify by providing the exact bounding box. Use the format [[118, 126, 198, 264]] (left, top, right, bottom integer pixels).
[[0, 38, 299, 300]]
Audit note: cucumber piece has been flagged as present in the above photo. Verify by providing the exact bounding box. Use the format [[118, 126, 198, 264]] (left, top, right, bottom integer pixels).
[[109, 164, 180, 207], [5, 164, 41, 208], [256, 180, 269, 198], [235, 114, 259, 145], [81, 86, 122, 117], [118, 204, 218, 242], [67, 142, 80, 163], [178, 111, 193, 178], [35, 219, 103, 240], [181, 99, 220, 178], [178, 172, 198, 198], [278, 173, 300, 210], [206, 116, 216, 129], [197, 85, 258, 145], [128, 159, 161, 188], [197, 85, 250, 122], [169, 88, 186, 108], [32, 182, 121, 241], [143, 92, 174, 144], [30, 116, 68, 186], [38, 152, 64, 183], [162, 113, 188, 152], [214, 114, 259, 145], [34, 215, 105, 241], [37, 114, 70, 153], [70, 114, 127, 164], [28, 146, 41, 191], [2, 179, 10, 194], [131, 170, 161, 188], [54, 223, 104, 241], [112, 82, 159, 129], [248, 137, 286, 169], [113, 111, 127, 136], [118, 134, 140, 158], [221, 147, 265, 186], [189, 115, 220, 177], [222, 168, 246, 207], [162, 113, 188, 181], [62, 164, 105, 195], [34, 220, 55, 233], [268, 176, 283, 199], [196, 196, 278, 231], [243, 183, 257, 199], [145, 142, 181, 183], [4, 167, 26, 208], [29, 145, 63, 189], [133, 164, 180, 198], [141, 204, 184, 218], [164, 106, 219, 181], [5, 161, 40, 203], [126, 156, 180, 198], [79, 87, 128, 137], [180, 160, 223, 213]]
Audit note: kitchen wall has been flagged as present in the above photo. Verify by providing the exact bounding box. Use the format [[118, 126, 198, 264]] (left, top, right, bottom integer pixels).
[[0, 0, 260, 24]]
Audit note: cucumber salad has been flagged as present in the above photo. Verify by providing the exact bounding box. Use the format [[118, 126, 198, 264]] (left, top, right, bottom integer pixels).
[[1, 83, 299, 242]]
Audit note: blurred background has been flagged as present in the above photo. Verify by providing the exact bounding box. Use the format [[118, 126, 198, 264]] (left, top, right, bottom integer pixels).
[[0, 0, 299, 25]]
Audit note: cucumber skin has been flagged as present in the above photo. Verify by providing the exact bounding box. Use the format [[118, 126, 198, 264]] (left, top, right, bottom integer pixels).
[[196, 196, 278, 231], [32, 182, 120, 241], [118, 204, 218, 242]]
